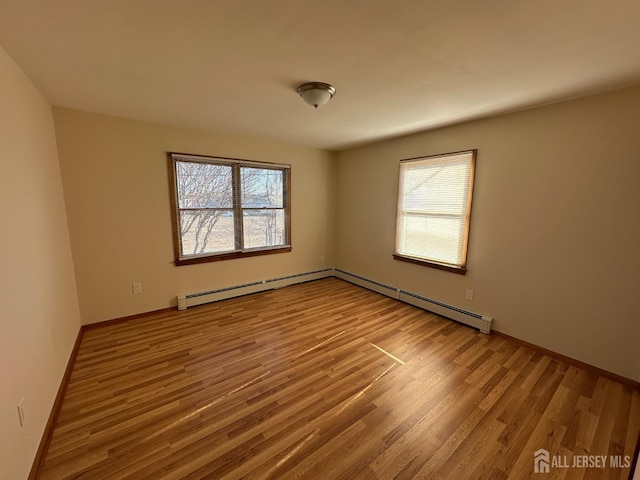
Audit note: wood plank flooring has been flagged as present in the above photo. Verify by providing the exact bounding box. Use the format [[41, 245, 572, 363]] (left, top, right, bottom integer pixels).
[[40, 278, 640, 479]]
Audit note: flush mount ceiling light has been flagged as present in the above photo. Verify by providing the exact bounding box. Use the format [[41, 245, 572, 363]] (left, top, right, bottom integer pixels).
[[296, 82, 336, 109]]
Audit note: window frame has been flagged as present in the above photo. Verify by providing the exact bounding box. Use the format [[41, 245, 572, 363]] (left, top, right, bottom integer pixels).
[[168, 152, 291, 266], [393, 149, 477, 275]]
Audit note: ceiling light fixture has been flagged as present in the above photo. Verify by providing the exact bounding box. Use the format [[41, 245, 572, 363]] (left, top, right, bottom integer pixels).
[[296, 82, 336, 109]]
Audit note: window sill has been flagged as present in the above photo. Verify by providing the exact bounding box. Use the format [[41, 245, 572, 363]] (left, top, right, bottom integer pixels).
[[393, 253, 467, 275], [176, 246, 291, 266]]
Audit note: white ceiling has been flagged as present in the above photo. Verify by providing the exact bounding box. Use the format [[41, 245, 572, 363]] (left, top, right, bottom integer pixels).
[[1, 0, 639, 150]]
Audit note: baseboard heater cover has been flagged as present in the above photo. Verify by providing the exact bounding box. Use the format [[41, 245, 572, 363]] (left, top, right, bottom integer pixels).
[[333, 268, 400, 299], [334, 268, 492, 334], [177, 268, 334, 310], [177, 267, 492, 334], [398, 290, 492, 334]]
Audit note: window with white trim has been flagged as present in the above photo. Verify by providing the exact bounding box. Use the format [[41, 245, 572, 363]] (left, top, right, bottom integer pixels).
[[169, 153, 291, 265], [394, 150, 476, 274]]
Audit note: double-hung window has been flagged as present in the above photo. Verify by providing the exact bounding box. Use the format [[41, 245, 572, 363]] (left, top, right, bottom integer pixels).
[[169, 153, 291, 265], [394, 149, 476, 274]]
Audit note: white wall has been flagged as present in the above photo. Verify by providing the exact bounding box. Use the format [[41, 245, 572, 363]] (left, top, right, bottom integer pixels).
[[336, 85, 640, 382], [0, 46, 81, 479]]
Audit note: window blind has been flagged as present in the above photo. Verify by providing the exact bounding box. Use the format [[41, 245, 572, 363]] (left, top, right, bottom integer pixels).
[[395, 150, 476, 270]]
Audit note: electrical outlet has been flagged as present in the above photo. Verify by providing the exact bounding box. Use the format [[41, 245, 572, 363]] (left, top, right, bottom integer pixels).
[[132, 283, 143, 294], [320, 255, 325, 263], [465, 289, 474, 301], [17, 398, 25, 427]]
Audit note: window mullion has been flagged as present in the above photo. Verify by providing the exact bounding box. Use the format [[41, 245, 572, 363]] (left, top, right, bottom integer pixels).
[[232, 164, 244, 250]]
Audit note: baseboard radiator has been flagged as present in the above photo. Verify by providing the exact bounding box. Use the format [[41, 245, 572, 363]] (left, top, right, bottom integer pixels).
[[177, 268, 334, 310], [177, 267, 492, 334], [334, 268, 492, 334]]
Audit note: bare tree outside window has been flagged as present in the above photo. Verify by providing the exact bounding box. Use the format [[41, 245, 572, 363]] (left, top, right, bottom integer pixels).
[[169, 154, 291, 265], [177, 161, 233, 255], [241, 167, 285, 249]]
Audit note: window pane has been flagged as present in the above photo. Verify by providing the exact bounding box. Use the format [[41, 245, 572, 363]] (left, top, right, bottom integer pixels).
[[241, 167, 283, 208], [179, 210, 235, 255], [398, 214, 465, 265], [176, 161, 233, 208], [242, 209, 285, 249]]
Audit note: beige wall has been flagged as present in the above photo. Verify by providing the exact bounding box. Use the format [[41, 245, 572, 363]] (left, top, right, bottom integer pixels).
[[0, 47, 81, 478], [3, 38, 638, 477], [336, 85, 640, 382], [53, 108, 336, 325]]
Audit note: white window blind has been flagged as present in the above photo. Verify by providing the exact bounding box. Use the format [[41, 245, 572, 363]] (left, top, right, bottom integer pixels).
[[395, 150, 476, 272]]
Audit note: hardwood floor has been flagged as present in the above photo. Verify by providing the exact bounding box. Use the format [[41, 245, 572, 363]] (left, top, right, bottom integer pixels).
[[40, 278, 639, 479]]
